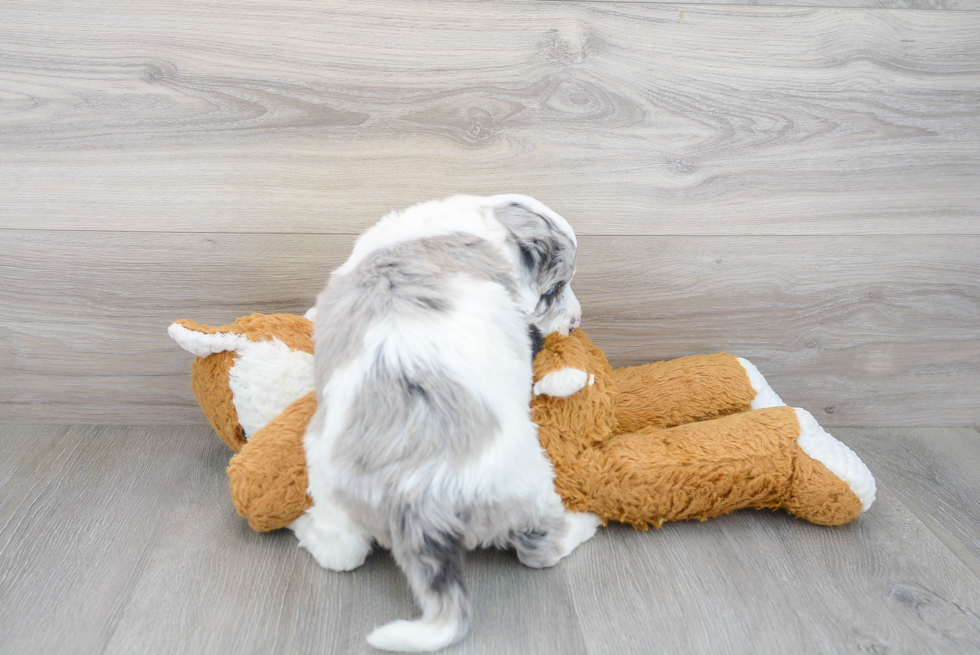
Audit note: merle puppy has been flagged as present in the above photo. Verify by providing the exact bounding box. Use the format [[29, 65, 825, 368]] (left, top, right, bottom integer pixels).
[[303, 194, 600, 652]]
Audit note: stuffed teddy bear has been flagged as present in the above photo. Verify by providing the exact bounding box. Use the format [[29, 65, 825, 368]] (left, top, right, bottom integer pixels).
[[169, 312, 875, 556]]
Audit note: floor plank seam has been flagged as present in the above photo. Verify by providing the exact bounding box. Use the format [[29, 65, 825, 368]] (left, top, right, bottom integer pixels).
[[558, 566, 594, 655], [885, 487, 980, 584], [93, 428, 216, 655], [94, 538, 168, 655]]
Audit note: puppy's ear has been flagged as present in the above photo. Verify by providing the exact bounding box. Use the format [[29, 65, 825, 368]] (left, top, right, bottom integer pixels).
[[494, 202, 560, 277], [493, 201, 576, 309]]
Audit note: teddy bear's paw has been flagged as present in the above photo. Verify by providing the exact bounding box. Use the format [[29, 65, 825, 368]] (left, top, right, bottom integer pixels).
[[737, 357, 786, 409], [290, 510, 372, 571], [794, 408, 876, 512], [533, 367, 589, 398], [559, 511, 602, 559]]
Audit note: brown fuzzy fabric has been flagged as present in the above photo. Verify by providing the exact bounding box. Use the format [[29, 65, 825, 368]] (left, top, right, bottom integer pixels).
[[178, 315, 863, 532], [613, 354, 755, 431], [175, 314, 314, 353], [532, 330, 862, 528], [190, 350, 245, 451], [179, 314, 314, 452], [227, 392, 315, 532]]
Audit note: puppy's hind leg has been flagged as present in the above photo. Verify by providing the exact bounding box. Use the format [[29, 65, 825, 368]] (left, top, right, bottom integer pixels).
[[367, 518, 471, 653], [292, 501, 373, 572], [513, 506, 601, 569], [559, 510, 602, 557]]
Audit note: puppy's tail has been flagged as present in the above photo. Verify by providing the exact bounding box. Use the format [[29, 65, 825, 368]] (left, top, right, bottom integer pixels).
[[367, 520, 470, 652]]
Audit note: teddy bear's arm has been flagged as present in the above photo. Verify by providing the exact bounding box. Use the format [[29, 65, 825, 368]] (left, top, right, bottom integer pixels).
[[533, 368, 589, 398], [227, 392, 316, 532]]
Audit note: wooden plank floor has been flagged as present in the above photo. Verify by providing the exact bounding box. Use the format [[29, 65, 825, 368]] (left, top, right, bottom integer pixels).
[[2, 425, 979, 654]]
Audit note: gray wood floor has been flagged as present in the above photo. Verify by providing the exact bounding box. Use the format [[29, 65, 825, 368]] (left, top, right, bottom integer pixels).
[[2, 424, 979, 654]]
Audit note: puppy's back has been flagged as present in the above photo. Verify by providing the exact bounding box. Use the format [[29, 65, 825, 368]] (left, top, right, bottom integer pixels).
[[307, 234, 536, 651]]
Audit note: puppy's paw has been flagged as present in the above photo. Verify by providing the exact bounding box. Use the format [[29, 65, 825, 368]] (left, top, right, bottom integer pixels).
[[533, 367, 588, 398], [290, 511, 371, 572], [559, 511, 601, 559]]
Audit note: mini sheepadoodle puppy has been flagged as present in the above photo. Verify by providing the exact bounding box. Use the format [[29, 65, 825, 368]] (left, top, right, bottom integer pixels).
[[302, 194, 601, 652]]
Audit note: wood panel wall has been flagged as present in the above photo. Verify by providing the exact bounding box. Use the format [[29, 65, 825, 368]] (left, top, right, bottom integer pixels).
[[1, 0, 977, 426]]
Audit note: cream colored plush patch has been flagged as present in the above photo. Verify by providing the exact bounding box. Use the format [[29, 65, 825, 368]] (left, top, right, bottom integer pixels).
[[228, 339, 315, 439], [533, 367, 588, 398], [795, 408, 876, 511], [737, 357, 786, 409], [168, 323, 251, 358]]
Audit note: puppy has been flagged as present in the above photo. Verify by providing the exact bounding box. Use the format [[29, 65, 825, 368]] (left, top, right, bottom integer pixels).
[[303, 194, 600, 652]]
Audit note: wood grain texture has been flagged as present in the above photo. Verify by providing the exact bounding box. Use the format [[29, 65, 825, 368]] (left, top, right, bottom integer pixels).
[[0, 425, 586, 655], [1, 0, 978, 236], [3, 425, 980, 654], [565, 479, 980, 653], [2, 230, 976, 426], [0, 425, 218, 655], [837, 428, 980, 580], [547, 0, 980, 11]]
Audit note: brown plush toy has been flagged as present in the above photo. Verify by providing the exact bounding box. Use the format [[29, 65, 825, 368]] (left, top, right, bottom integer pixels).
[[169, 312, 875, 538], [531, 330, 875, 528]]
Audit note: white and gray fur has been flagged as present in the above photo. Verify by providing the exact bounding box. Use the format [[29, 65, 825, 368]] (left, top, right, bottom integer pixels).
[[303, 195, 598, 652]]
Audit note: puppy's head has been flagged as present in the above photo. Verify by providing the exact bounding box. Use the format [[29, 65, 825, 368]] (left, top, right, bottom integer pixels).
[[491, 196, 581, 336]]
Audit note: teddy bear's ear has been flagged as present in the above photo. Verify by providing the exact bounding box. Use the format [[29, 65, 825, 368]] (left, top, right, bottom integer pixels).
[[168, 320, 251, 358]]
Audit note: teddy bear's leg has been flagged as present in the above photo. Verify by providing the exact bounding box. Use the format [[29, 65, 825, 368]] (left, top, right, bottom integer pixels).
[[575, 408, 801, 527], [612, 353, 758, 432], [579, 406, 873, 528], [785, 408, 875, 524]]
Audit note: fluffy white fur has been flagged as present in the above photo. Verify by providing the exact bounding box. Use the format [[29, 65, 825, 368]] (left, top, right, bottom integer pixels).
[[335, 194, 577, 277], [290, 500, 372, 571], [334, 195, 580, 334]]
